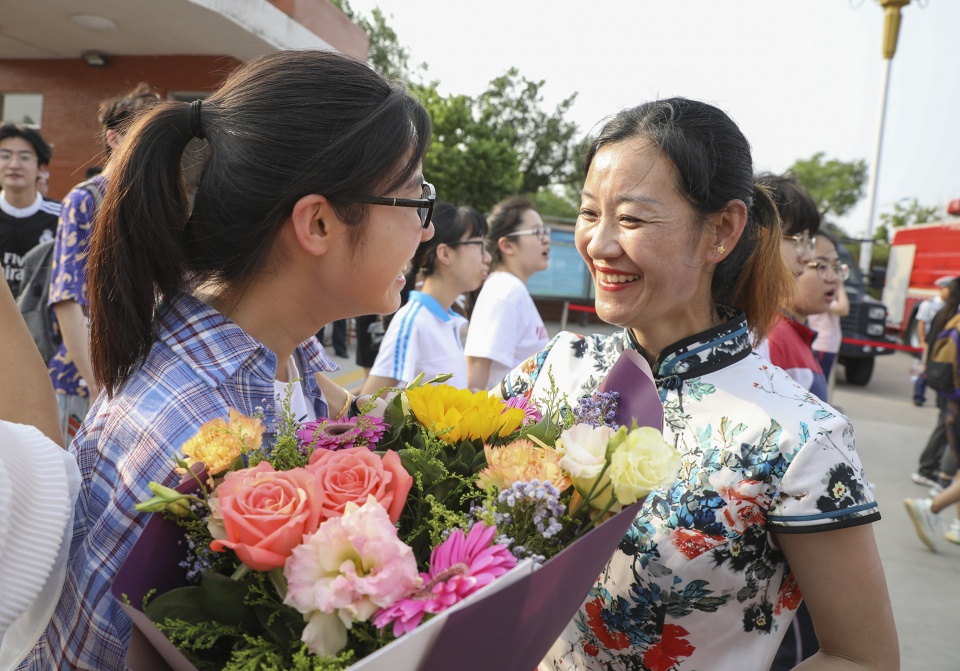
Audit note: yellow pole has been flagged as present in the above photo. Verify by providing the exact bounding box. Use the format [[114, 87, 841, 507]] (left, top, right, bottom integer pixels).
[[860, 0, 911, 276], [881, 0, 911, 59]]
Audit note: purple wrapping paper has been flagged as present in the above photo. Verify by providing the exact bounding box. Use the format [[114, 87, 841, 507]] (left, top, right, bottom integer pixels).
[[597, 346, 663, 432], [114, 498, 642, 671], [111, 349, 661, 670]]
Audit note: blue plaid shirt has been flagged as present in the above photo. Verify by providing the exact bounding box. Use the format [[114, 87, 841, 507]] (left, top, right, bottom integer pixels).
[[20, 292, 337, 670]]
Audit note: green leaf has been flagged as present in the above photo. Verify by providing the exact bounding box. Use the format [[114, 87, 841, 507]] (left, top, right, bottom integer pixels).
[[198, 570, 261, 630], [145, 586, 208, 625]]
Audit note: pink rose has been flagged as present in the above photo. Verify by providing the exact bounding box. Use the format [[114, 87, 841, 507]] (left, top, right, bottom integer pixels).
[[306, 447, 412, 524], [209, 461, 323, 571]]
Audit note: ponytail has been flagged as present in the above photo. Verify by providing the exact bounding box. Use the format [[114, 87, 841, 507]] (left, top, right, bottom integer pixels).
[[88, 102, 194, 395], [717, 183, 795, 344]]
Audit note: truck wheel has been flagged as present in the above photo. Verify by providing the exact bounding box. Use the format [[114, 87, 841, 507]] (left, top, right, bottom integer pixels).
[[844, 357, 874, 386]]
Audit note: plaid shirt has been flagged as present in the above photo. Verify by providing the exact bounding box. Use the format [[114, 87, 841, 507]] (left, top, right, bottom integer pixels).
[[20, 292, 337, 670]]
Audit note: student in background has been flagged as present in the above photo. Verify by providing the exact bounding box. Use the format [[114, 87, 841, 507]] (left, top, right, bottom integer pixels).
[[465, 196, 550, 390], [47, 83, 160, 445], [0, 123, 60, 298], [362, 202, 490, 394]]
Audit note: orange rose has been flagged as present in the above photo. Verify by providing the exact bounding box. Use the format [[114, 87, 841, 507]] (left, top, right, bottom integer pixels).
[[209, 461, 323, 571], [306, 447, 412, 524]]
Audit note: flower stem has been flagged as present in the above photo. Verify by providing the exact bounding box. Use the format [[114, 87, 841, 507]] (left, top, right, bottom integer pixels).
[[231, 564, 251, 581], [578, 496, 619, 536]]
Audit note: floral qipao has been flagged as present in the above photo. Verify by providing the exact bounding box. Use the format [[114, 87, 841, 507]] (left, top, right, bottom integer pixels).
[[502, 309, 879, 671]]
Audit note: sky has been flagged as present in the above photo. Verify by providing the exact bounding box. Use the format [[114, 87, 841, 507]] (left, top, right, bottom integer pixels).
[[346, 0, 960, 237]]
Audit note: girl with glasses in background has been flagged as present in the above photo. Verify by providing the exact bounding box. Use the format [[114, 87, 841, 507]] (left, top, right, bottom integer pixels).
[[465, 196, 551, 391], [362, 202, 491, 394], [21, 50, 433, 671], [804, 232, 850, 385]]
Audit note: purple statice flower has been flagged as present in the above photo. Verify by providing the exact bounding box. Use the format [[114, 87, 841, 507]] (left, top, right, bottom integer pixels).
[[477, 479, 564, 566], [297, 415, 388, 451], [572, 391, 620, 429], [504, 395, 543, 425]]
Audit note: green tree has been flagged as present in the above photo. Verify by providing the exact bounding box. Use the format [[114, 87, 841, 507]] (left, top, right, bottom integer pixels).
[[412, 85, 522, 212], [788, 152, 868, 219], [332, 3, 582, 211], [330, 0, 422, 81], [477, 69, 580, 195], [878, 198, 940, 230]]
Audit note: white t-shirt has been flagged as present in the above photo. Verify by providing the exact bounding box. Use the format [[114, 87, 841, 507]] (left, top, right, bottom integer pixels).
[[464, 271, 550, 389], [370, 291, 469, 387], [916, 295, 944, 325], [274, 356, 317, 423], [807, 308, 842, 354]]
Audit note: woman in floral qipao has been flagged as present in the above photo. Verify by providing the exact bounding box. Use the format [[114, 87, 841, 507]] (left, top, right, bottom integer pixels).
[[502, 99, 898, 671]]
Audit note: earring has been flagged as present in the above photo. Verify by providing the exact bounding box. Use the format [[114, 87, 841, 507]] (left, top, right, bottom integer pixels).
[[716, 245, 726, 255]]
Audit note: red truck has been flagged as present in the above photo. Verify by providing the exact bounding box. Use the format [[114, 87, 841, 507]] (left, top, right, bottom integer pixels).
[[883, 199, 960, 346]]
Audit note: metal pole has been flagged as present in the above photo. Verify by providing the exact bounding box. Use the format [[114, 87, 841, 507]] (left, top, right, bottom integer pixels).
[[859, 56, 893, 277]]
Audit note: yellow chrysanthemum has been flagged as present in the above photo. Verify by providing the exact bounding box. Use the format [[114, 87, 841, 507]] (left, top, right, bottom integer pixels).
[[180, 409, 265, 475], [404, 384, 525, 444], [476, 439, 570, 492]]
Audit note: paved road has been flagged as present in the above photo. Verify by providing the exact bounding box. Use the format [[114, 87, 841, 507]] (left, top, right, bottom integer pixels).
[[330, 325, 959, 669], [834, 352, 959, 671]]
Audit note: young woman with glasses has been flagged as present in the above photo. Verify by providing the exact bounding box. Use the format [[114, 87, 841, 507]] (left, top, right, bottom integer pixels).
[[464, 196, 551, 390], [804, 232, 850, 384], [361, 202, 491, 394], [499, 100, 895, 671], [20, 50, 434, 670]]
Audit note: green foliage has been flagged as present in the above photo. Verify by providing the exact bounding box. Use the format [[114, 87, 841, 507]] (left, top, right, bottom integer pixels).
[[529, 189, 579, 220], [412, 84, 523, 212], [788, 152, 868, 219], [250, 380, 311, 470], [393, 429, 485, 567], [879, 198, 941, 229], [332, 2, 582, 212], [329, 0, 422, 81], [477, 68, 581, 195]]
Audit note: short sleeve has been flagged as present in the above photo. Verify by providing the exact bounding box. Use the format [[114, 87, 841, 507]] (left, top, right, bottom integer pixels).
[[767, 414, 880, 534], [464, 286, 524, 366], [369, 305, 422, 384], [48, 187, 97, 307]]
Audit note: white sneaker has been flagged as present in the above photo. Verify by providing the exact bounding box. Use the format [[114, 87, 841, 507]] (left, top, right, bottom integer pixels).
[[904, 498, 941, 552], [946, 519, 960, 546]]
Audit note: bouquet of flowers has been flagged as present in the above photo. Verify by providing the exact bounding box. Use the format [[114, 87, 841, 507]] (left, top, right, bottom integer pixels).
[[113, 356, 678, 671]]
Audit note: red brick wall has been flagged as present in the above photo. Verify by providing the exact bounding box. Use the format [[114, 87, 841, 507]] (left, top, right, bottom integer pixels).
[[0, 56, 241, 200], [268, 0, 369, 60]]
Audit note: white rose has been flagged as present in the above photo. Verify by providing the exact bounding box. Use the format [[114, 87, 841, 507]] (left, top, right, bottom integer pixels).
[[558, 423, 615, 497], [609, 426, 681, 506]]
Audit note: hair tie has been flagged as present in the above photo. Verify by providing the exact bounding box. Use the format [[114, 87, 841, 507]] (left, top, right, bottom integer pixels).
[[189, 99, 205, 140]]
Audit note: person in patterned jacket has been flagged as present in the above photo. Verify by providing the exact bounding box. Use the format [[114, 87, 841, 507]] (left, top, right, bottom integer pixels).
[[47, 83, 161, 445], [500, 99, 897, 671]]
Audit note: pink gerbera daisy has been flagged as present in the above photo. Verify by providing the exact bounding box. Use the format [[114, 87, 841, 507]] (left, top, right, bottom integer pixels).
[[504, 396, 542, 425], [297, 415, 388, 451], [372, 523, 517, 637]]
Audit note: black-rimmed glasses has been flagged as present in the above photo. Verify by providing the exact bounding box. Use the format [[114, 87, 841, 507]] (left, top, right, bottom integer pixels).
[[806, 261, 850, 281], [352, 182, 436, 229], [783, 231, 816, 255], [505, 225, 552, 243]]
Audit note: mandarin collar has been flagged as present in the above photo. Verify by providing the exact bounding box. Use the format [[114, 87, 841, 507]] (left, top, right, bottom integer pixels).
[[624, 306, 753, 381]]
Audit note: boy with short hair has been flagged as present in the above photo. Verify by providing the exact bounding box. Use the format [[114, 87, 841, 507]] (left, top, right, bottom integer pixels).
[[0, 123, 60, 297]]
